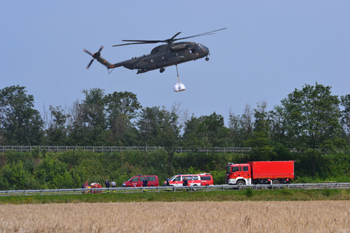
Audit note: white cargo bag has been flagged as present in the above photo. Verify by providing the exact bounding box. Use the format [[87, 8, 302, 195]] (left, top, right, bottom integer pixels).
[[174, 83, 180, 92], [179, 83, 185, 92], [174, 82, 185, 92]]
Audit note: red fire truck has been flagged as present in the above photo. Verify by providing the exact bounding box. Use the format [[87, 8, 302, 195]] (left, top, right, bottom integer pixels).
[[225, 161, 294, 185]]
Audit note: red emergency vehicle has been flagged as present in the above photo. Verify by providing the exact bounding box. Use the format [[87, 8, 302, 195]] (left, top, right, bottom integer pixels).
[[164, 173, 214, 187], [82, 181, 103, 194], [199, 173, 214, 186], [225, 161, 294, 185], [122, 175, 159, 187]]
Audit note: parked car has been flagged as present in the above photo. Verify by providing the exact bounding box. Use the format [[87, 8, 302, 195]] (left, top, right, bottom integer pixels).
[[122, 175, 159, 187], [163, 173, 214, 187], [199, 173, 214, 186]]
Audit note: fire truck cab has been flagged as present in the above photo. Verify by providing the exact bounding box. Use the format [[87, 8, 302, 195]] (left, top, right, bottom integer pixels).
[[225, 163, 252, 185]]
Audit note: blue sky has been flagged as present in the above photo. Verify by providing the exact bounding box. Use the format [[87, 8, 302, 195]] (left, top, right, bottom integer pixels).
[[1, 1, 349, 124]]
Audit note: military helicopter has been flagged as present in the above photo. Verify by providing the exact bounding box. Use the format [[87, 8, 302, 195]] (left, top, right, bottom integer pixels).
[[84, 28, 226, 73], [83, 28, 226, 91]]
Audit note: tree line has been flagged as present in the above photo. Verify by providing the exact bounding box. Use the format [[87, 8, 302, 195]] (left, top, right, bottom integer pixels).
[[1, 83, 350, 174], [1, 83, 350, 189]]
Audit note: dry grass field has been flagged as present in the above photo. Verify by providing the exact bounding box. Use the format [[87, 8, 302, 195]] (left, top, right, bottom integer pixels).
[[1, 201, 350, 232]]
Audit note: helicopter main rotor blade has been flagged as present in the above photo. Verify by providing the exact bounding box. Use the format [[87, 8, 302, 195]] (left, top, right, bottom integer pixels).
[[112, 42, 157, 47], [121, 39, 165, 43], [120, 31, 181, 44], [170, 32, 182, 41], [173, 28, 227, 41], [112, 28, 227, 47]]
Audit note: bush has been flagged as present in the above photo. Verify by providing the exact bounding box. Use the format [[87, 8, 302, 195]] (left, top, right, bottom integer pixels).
[[244, 187, 254, 197]]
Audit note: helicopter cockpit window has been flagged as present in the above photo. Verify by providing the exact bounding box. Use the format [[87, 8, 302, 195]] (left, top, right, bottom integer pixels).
[[151, 48, 159, 54], [151, 59, 154, 63], [190, 49, 196, 53]]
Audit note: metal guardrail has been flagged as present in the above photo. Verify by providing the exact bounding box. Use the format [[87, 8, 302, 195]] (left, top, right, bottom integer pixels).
[[1, 183, 350, 196], [0, 146, 251, 154]]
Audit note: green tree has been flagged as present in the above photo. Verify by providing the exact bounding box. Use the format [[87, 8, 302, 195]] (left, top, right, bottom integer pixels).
[[228, 104, 253, 147], [137, 106, 161, 146], [68, 88, 106, 145], [0, 85, 43, 145], [104, 91, 141, 146], [81, 88, 106, 128], [35, 157, 68, 188], [104, 91, 141, 120], [1, 162, 34, 190], [340, 94, 350, 145], [281, 83, 343, 176], [157, 106, 182, 169], [268, 105, 290, 147], [136, 106, 181, 170], [197, 112, 229, 157], [183, 115, 207, 149], [244, 102, 276, 161], [45, 105, 70, 145]]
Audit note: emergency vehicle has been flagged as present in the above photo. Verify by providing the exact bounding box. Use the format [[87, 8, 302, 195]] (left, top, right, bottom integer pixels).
[[225, 161, 294, 185], [164, 173, 214, 186], [82, 181, 103, 194], [122, 175, 159, 187], [199, 173, 214, 186]]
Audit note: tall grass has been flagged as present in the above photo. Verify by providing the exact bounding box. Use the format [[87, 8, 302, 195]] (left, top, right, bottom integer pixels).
[[1, 201, 350, 232]]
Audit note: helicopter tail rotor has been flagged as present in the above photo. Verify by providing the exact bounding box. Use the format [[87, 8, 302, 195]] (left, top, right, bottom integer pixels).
[[83, 46, 104, 69]]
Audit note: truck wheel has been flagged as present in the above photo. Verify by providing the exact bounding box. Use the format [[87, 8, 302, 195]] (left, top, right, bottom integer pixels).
[[236, 180, 245, 186], [272, 180, 280, 184], [271, 180, 281, 189], [126, 185, 131, 187]]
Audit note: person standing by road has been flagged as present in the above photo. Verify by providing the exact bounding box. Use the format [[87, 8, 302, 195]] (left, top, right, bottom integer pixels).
[[183, 177, 188, 186], [166, 177, 170, 186], [111, 180, 116, 193], [105, 179, 110, 188], [105, 179, 110, 193], [143, 178, 148, 187]]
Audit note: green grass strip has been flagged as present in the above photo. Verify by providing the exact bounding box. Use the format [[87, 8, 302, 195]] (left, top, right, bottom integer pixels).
[[1, 188, 350, 205]]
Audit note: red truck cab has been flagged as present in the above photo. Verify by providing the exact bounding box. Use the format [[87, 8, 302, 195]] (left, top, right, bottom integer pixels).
[[122, 175, 159, 187], [225, 161, 294, 185]]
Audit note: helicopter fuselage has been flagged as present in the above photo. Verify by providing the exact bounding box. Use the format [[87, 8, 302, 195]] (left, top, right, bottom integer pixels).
[[94, 42, 209, 74]]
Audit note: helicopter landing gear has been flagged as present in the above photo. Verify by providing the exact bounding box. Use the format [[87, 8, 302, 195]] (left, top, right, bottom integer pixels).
[[205, 56, 209, 61], [160, 68, 165, 73], [174, 65, 185, 92]]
